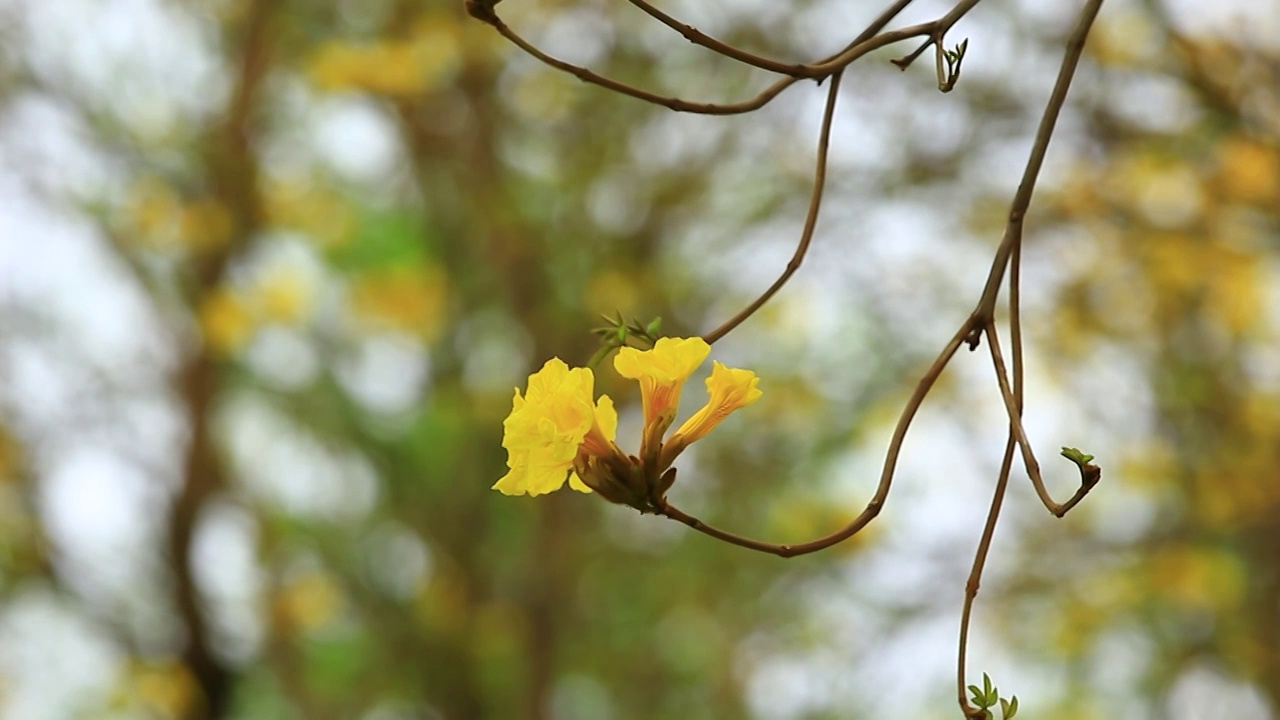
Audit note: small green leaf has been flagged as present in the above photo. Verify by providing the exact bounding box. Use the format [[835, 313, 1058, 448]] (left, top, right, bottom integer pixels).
[[1007, 696, 1018, 718], [969, 686, 994, 709], [645, 317, 662, 337], [983, 673, 993, 699], [1060, 446, 1095, 465]]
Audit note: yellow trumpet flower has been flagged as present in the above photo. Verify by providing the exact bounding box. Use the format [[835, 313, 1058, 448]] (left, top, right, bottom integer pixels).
[[494, 338, 761, 511]]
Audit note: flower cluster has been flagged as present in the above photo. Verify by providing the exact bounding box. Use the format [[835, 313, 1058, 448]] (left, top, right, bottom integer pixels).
[[493, 337, 761, 511]]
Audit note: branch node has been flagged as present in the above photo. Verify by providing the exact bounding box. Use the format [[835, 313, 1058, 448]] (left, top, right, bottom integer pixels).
[[891, 37, 934, 70], [964, 327, 983, 351], [463, 0, 500, 25]]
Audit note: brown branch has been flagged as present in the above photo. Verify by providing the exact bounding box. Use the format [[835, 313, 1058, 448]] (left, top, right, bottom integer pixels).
[[661, 318, 973, 556], [700, 70, 842, 344], [626, 0, 916, 77], [802, 0, 983, 78], [168, 0, 276, 717], [986, 320, 1101, 519], [476, 0, 974, 115], [975, 0, 1106, 512], [699, 0, 988, 342], [957, 180, 1027, 720], [170, 355, 235, 720], [954, 12, 1105, 709], [487, 16, 797, 115], [956, 434, 1017, 719], [972, 0, 1102, 322]]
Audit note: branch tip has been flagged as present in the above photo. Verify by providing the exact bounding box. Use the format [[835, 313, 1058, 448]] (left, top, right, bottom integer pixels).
[[463, 0, 500, 25]]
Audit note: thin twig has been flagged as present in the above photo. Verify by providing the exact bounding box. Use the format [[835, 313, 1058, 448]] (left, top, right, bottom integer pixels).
[[977, 0, 1106, 513], [957, 194, 1027, 720], [661, 318, 973, 556], [803, 0, 983, 77], [476, 0, 977, 115], [488, 16, 799, 115], [626, 0, 830, 77], [697, 1, 982, 340], [956, 0, 1104, 697], [987, 318, 1101, 516], [956, 434, 1017, 719], [972, 0, 1103, 321], [701, 70, 842, 345]]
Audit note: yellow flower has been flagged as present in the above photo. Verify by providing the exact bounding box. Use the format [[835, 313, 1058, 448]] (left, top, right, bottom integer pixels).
[[495, 338, 761, 510], [199, 287, 254, 357], [493, 359, 623, 497], [614, 336, 709, 457], [661, 361, 762, 467]]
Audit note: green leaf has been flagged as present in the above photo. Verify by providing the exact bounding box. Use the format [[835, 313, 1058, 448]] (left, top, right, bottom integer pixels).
[[645, 316, 662, 336], [1060, 446, 1095, 465], [1007, 696, 1018, 718]]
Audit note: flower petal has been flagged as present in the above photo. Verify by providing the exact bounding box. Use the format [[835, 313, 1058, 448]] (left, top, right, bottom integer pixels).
[[613, 337, 710, 445], [495, 358, 600, 496], [594, 394, 617, 441], [567, 472, 592, 493], [613, 336, 710, 383], [669, 362, 762, 445]]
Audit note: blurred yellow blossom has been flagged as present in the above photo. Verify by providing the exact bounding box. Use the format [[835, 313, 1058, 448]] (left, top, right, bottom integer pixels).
[[199, 287, 255, 356], [179, 199, 233, 253], [130, 660, 198, 719], [265, 180, 353, 247], [126, 179, 235, 254], [1217, 137, 1279, 205], [275, 571, 345, 635], [349, 265, 448, 339], [308, 20, 461, 97], [254, 265, 315, 324]]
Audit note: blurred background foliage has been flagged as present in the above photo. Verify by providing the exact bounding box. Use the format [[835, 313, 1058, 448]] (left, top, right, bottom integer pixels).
[[0, 0, 1277, 718]]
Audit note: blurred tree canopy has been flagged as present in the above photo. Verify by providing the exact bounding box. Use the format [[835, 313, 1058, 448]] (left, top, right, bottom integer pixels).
[[0, 0, 1276, 719]]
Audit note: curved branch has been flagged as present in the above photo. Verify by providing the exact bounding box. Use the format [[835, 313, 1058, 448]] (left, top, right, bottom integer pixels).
[[956, 434, 1016, 719], [985, 319, 1100, 517], [661, 318, 974, 556], [701, 70, 842, 344], [625, 0, 982, 80], [625, 0, 917, 77], [476, 0, 970, 115], [973, 0, 1101, 320], [487, 16, 801, 115]]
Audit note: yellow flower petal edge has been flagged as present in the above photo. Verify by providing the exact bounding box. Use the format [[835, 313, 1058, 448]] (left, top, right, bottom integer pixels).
[[666, 361, 762, 451], [568, 395, 618, 493], [493, 358, 617, 496], [613, 337, 710, 449]]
